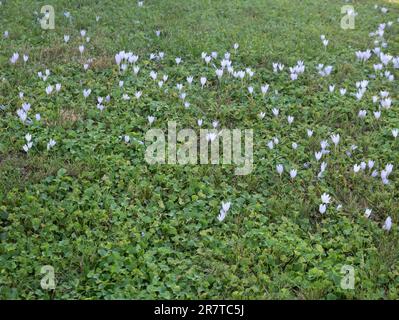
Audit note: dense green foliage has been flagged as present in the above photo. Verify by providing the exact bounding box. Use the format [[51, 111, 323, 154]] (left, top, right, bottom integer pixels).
[[0, 0, 398, 299]]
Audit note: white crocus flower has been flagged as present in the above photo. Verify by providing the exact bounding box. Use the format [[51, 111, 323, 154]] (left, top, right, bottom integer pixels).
[[321, 193, 331, 204], [217, 201, 231, 222], [382, 216, 392, 231], [47, 139, 56, 150]]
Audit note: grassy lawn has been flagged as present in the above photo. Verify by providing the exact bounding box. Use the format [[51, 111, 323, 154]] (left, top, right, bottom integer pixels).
[[0, 0, 398, 299]]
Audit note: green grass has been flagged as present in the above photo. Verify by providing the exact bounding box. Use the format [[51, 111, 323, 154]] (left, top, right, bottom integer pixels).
[[0, 0, 398, 299]]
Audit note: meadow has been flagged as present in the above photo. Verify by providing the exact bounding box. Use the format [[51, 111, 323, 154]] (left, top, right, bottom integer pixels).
[[0, 0, 398, 299]]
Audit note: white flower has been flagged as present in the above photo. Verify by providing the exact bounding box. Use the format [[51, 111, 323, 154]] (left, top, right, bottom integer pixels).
[[64, 35, 70, 43], [320, 140, 329, 150], [355, 50, 372, 62], [292, 142, 298, 150], [392, 129, 398, 138], [272, 108, 279, 117], [197, 119, 203, 127], [215, 69, 223, 79], [23, 135, 33, 152], [261, 84, 269, 95], [55, 83, 61, 92], [289, 169, 297, 179], [222, 201, 231, 213], [23, 144, 30, 153], [150, 70, 157, 80], [307, 129, 313, 138], [315, 151, 322, 161], [206, 133, 217, 142], [360, 162, 366, 170], [380, 52, 392, 65], [10, 52, 19, 64], [200, 77, 207, 88], [17, 109, 27, 122], [83, 88, 91, 98], [331, 133, 340, 146], [147, 116, 155, 125], [247, 86, 254, 95], [358, 110, 367, 118], [267, 141, 274, 149], [321, 193, 331, 204], [129, 54, 139, 64], [276, 164, 284, 176], [246, 68, 254, 78], [287, 116, 294, 124], [381, 98, 391, 109], [175, 57, 182, 65], [319, 204, 327, 214], [364, 208, 372, 218], [135, 91, 142, 99], [353, 164, 361, 173], [47, 139, 56, 150], [368, 160, 375, 169], [187, 76, 193, 84], [385, 163, 393, 175], [78, 45, 85, 54], [217, 201, 231, 222], [382, 216, 392, 231], [45, 85, 53, 95], [22, 103, 30, 112]]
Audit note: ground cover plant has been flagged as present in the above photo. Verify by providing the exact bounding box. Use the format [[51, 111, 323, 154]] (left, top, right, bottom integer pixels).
[[0, 0, 398, 299]]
